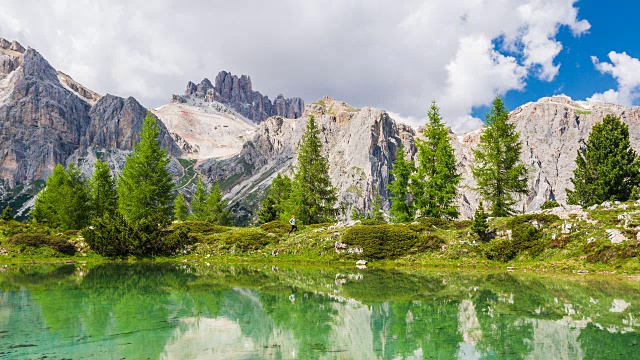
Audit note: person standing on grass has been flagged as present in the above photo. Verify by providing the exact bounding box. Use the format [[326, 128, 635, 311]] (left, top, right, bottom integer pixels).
[[289, 215, 298, 234]]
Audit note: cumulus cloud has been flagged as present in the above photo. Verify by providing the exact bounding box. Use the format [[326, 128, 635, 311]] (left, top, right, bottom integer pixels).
[[587, 52, 640, 105], [0, 0, 589, 133]]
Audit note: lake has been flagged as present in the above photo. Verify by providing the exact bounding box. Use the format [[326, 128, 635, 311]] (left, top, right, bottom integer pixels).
[[0, 263, 639, 359]]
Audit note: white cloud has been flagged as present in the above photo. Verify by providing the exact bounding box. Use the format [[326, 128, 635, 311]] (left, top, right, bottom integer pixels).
[[0, 0, 589, 133], [587, 52, 640, 105]]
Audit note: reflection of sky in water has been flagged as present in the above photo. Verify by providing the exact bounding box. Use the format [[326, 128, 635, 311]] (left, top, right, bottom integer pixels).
[[0, 264, 639, 359]]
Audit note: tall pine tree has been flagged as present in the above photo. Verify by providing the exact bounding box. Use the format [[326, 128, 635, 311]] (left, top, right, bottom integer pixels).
[[288, 115, 337, 225], [411, 100, 460, 218], [257, 173, 292, 224], [472, 97, 528, 217], [567, 114, 640, 206], [32, 164, 91, 230], [388, 142, 416, 222], [89, 160, 118, 219], [117, 111, 174, 223]]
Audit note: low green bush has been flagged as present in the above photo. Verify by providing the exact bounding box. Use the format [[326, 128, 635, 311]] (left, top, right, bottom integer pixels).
[[584, 240, 639, 264], [224, 228, 271, 252], [505, 214, 559, 229], [0, 220, 52, 237], [540, 200, 560, 210], [360, 218, 387, 226], [484, 224, 544, 262], [7, 233, 76, 255], [342, 225, 443, 260], [173, 221, 231, 235], [83, 213, 195, 258], [260, 221, 290, 234], [415, 217, 450, 228]]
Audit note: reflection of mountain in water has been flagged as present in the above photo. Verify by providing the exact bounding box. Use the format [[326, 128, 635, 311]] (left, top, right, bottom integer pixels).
[[1, 264, 640, 359]]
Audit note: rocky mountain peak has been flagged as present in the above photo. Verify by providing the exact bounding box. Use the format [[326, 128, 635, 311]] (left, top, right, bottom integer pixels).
[[0, 38, 26, 55], [57, 71, 102, 105], [182, 70, 304, 123]]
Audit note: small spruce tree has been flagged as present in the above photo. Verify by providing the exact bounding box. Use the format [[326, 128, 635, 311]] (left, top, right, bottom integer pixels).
[[190, 177, 209, 221], [288, 115, 337, 225], [32, 164, 91, 230], [173, 193, 188, 221], [89, 160, 118, 219], [472, 97, 529, 217], [117, 111, 174, 223], [1, 206, 12, 221], [472, 201, 489, 241], [411, 100, 460, 219], [257, 173, 292, 224], [189, 177, 230, 225], [388, 142, 416, 222], [567, 115, 640, 206]]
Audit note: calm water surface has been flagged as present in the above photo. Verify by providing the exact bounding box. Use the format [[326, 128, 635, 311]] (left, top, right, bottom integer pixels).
[[0, 263, 639, 359]]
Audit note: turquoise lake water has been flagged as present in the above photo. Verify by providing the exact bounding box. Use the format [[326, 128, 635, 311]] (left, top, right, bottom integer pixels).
[[1, 263, 639, 359]]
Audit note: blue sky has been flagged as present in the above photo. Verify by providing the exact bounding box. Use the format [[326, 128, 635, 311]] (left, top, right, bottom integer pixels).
[[486, 1, 640, 120]]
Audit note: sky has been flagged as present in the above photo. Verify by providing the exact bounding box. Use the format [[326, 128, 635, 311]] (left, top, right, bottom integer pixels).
[[1, 0, 639, 133]]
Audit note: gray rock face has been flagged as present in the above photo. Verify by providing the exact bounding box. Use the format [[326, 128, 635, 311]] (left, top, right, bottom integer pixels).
[[184, 70, 304, 123]]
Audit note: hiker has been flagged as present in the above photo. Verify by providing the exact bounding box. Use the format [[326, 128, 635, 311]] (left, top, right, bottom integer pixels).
[[289, 215, 298, 234]]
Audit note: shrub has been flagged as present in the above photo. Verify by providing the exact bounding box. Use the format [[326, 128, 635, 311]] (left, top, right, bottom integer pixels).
[[7, 233, 76, 255], [584, 240, 639, 264], [484, 224, 543, 262], [83, 213, 195, 258], [415, 217, 450, 228], [0, 220, 52, 237], [173, 221, 231, 235], [260, 221, 290, 234], [224, 228, 271, 252], [505, 214, 559, 229], [360, 218, 387, 226], [541, 200, 560, 210], [342, 225, 443, 260]]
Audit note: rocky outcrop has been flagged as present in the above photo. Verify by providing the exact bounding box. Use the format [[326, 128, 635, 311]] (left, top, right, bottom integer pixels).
[[183, 71, 304, 123], [85, 94, 180, 156], [57, 71, 101, 105]]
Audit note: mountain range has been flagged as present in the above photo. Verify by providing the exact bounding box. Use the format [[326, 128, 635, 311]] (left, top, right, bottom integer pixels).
[[2, 37, 639, 222]]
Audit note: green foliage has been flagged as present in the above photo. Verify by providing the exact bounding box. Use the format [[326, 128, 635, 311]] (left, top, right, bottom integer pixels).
[[117, 112, 174, 223], [82, 213, 195, 258], [472, 202, 490, 241], [1, 206, 12, 221], [342, 224, 444, 260], [505, 213, 559, 229], [484, 224, 543, 262], [350, 207, 365, 221], [388, 142, 416, 222], [189, 177, 231, 225], [288, 115, 337, 224], [411, 101, 460, 218], [360, 218, 387, 226], [172, 221, 231, 235], [89, 160, 118, 219], [540, 200, 560, 210], [472, 97, 529, 217], [223, 228, 271, 252], [173, 193, 188, 221], [257, 173, 292, 224], [369, 192, 386, 222], [260, 221, 290, 234], [32, 164, 91, 230], [7, 233, 76, 256], [567, 115, 640, 206], [584, 240, 639, 264]]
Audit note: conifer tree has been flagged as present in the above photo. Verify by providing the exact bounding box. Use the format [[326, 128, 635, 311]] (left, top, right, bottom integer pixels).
[[190, 177, 209, 221], [89, 160, 118, 219], [173, 193, 188, 221], [288, 115, 337, 225], [472, 97, 528, 217], [567, 115, 640, 206], [32, 164, 90, 230], [1, 206, 12, 221], [411, 101, 460, 218], [472, 201, 489, 241], [117, 112, 174, 223], [257, 173, 292, 224], [388, 142, 416, 222]]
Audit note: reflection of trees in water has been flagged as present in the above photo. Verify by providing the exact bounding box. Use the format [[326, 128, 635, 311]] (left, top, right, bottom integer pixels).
[[2, 264, 640, 359]]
